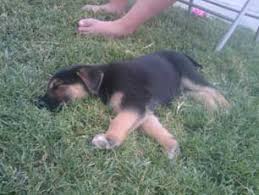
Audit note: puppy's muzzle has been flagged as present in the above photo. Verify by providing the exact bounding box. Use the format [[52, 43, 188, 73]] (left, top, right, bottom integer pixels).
[[36, 96, 47, 109], [35, 95, 63, 111]]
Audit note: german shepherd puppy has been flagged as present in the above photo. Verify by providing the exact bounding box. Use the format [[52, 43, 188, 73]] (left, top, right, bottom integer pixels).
[[37, 50, 229, 159]]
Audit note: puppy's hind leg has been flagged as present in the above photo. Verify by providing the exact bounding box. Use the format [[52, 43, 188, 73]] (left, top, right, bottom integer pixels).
[[140, 115, 180, 159], [181, 77, 230, 111]]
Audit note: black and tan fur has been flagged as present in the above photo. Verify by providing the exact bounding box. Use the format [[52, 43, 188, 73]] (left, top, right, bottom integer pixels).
[[37, 50, 230, 159]]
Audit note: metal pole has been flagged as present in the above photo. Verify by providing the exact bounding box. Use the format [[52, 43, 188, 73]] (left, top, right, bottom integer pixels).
[[215, 0, 252, 51], [188, 0, 194, 15], [203, 0, 259, 20], [255, 26, 259, 42]]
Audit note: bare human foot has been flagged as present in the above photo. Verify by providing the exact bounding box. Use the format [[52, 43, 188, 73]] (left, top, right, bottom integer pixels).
[[81, 1, 127, 15], [78, 0, 177, 38], [77, 18, 135, 38]]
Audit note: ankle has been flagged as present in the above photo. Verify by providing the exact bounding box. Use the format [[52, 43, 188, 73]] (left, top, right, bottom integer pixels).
[[108, 0, 128, 9], [114, 19, 138, 35]]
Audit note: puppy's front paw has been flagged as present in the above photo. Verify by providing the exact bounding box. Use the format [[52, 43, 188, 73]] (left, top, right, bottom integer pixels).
[[92, 134, 118, 149], [167, 143, 180, 160]]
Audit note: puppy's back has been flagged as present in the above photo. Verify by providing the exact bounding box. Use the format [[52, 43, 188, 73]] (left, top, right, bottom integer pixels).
[[105, 53, 182, 109]]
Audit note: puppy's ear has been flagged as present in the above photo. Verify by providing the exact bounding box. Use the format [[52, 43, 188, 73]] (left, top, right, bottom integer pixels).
[[76, 67, 104, 95], [48, 78, 63, 89]]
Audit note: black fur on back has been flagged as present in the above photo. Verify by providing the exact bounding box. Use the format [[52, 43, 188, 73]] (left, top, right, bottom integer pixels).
[[94, 50, 211, 114], [154, 50, 211, 87]]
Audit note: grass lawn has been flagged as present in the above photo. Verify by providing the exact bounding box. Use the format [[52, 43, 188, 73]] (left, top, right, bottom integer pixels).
[[1, 0, 259, 194]]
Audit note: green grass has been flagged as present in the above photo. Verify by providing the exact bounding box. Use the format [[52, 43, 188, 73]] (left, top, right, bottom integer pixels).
[[1, 0, 259, 194]]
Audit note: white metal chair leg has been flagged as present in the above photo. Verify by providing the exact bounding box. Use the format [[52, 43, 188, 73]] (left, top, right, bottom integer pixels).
[[215, 0, 252, 51], [255, 26, 259, 42], [188, 0, 194, 15]]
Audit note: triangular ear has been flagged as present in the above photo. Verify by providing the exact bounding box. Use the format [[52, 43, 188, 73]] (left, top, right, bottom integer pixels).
[[76, 67, 104, 95], [48, 78, 63, 89]]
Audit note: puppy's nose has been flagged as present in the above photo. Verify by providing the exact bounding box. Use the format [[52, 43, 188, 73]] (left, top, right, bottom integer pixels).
[[36, 96, 47, 109]]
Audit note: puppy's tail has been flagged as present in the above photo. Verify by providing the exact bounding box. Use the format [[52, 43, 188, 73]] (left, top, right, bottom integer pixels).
[[184, 54, 203, 69]]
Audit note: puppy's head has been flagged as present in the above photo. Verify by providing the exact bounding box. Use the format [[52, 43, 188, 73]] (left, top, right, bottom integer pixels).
[[37, 65, 104, 111]]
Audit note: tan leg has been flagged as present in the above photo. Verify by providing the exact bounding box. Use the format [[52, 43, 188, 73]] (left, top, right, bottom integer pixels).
[[92, 110, 145, 149], [181, 78, 230, 111], [141, 115, 180, 159]]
